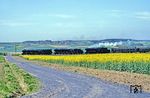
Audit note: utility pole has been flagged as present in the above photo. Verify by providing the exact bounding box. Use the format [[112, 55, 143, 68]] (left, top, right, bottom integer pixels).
[[14, 43, 17, 54]]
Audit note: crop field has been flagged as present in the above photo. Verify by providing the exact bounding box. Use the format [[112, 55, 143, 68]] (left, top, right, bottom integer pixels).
[[22, 53, 150, 75], [0, 56, 39, 98]]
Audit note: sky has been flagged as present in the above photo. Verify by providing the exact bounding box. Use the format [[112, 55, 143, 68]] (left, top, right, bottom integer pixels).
[[0, 0, 150, 42]]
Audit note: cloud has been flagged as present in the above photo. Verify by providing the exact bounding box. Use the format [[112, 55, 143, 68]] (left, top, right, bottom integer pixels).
[[107, 10, 123, 18], [47, 14, 75, 19], [135, 11, 150, 20], [0, 20, 35, 27], [107, 10, 150, 21], [110, 10, 122, 13], [52, 22, 81, 28], [31, 13, 76, 19]]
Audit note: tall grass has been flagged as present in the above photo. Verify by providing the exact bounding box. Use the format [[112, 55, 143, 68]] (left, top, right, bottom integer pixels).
[[0, 56, 5, 63], [0, 56, 40, 98]]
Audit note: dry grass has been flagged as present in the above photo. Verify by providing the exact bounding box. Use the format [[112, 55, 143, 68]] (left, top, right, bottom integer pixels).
[[9, 63, 28, 93], [0, 63, 4, 80], [0, 56, 40, 98]]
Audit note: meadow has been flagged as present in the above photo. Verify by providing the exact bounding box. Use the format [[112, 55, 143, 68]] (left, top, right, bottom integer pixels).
[[0, 56, 5, 63], [23, 53, 150, 75], [0, 56, 39, 98]]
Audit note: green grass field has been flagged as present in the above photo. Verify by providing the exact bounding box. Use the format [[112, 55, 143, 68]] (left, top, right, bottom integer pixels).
[[0, 56, 40, 98], [0, 56, 5, 63]]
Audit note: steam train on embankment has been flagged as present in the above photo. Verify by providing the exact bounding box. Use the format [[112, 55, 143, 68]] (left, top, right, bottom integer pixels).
[[22, 47, 150, 55]]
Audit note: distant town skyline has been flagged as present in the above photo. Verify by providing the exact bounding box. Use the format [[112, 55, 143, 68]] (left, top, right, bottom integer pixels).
[[1, 0, 150, 42]]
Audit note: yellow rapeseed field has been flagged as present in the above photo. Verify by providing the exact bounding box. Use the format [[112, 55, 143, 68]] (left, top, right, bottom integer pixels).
[[22, 53, 150, 63], [22, 53, 150, 74]]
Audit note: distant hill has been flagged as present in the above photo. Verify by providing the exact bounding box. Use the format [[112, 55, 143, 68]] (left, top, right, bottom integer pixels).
[[22, 39, 150, 44], [0, 39, 150, 52]]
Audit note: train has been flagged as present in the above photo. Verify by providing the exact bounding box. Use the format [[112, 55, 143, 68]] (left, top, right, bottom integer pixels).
[[22, 49, 52, 55], [22, 47, 150, 55]]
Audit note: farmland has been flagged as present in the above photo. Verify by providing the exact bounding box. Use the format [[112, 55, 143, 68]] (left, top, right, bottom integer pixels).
[[0, 56, 40, 98], [22, 53, 150, 75], [1, 39, 150, 53], [0, 56, 5, 63]]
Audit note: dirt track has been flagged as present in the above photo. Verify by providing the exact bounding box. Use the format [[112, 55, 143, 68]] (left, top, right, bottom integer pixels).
[[6, 56, 150, 98]]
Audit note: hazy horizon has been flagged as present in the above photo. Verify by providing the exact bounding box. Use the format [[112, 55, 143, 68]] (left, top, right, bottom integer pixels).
[[0, 38, 150, 43], [1, 0, 150, 42]]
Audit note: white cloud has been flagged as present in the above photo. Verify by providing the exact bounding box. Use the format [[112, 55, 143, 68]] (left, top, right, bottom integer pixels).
[[47, 14, 75, 19], [135, 11, 150, 20], [0, 22, 34, 27], [52, 22, 80, 28], [110, 10, 122, 13], [107, 10, 123, 18], [107, 10, 150, 21]]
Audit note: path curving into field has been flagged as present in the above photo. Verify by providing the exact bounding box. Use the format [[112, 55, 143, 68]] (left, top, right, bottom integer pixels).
[[6, 56, 150, 98]]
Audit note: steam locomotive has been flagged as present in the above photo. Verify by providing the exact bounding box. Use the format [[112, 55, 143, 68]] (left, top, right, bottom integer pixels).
[[22, 47, 150, 55]]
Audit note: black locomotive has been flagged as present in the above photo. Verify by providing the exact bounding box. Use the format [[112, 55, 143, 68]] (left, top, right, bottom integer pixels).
[[22, 49, 52, 55]]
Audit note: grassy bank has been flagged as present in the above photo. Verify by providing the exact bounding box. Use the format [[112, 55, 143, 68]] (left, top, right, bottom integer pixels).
[[0, 56, 40, 98], [0, 56, 5, 63]]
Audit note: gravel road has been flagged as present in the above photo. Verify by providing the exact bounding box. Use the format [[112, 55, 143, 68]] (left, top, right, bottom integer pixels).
[[5, 56, 150, 98]]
